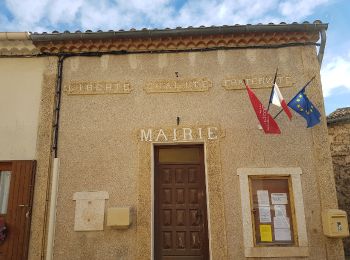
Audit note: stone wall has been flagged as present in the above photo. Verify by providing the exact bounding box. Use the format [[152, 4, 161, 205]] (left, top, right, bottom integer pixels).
[[328, 121, 350, 256], [46, 45, 344, 259]]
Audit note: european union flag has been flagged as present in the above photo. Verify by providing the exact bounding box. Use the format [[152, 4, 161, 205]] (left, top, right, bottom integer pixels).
[[288, 88, 321, 128]]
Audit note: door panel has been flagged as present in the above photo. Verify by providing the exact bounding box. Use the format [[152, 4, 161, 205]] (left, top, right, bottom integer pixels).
[[155, 146, 209, 260], [0, 161, 36, 260]]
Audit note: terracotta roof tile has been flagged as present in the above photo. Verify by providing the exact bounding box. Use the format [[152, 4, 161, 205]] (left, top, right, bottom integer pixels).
[[30, 20, 325, 35], [30, 21, 326, 54], [327, 107, 350, 124]]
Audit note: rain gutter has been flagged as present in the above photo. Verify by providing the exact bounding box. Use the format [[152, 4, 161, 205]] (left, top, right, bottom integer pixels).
[[0, 32, 30, 40], [30, 23, 328, 42], [317, 28, 327, 67]]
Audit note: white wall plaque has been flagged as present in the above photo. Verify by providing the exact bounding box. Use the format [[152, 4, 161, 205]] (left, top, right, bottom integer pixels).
[[73, 191, 109, 231]]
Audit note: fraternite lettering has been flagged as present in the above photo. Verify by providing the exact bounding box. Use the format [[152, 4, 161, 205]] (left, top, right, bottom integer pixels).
[[139, 127, 219, 142], [222, 75, 294, 90]]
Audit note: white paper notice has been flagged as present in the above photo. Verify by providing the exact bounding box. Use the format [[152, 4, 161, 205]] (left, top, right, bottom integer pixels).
[[257, 190, 270, 206], [274, 205, 287, 217], [259, 207, 271, 223], [271, 193, 288, 204], [274, 216, 290, 229], [275, 228, 292, 241]]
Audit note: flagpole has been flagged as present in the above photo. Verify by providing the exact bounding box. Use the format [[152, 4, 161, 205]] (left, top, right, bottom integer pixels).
[[266, 67, 278, 112], [273, 76, 316, 119]]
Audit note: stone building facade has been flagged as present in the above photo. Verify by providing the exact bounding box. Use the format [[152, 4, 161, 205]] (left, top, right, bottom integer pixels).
[[0, 21, 348, 260], [328, 107, 350, 257]]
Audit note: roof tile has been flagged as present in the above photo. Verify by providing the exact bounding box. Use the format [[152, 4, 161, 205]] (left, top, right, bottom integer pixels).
[[327, 107, 350, 123]]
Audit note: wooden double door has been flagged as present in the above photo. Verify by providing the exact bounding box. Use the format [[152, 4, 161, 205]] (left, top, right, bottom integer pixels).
[[154, 145, 209, 260], [0, 161, 36, 260]]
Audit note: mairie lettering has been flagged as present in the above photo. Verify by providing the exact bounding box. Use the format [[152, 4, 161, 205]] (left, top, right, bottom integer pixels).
[[140, 127, 219, 142]]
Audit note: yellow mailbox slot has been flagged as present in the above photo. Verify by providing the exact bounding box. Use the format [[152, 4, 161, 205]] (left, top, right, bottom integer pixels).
[[322, 209, 349, 238], [106, 207, 131, 229]]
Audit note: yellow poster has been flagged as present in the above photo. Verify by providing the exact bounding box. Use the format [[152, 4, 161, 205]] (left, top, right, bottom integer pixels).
[[260, 224, 273, 242]]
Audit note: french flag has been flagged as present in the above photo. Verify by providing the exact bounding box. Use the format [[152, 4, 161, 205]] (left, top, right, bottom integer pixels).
[[270, 83, 292, 120]]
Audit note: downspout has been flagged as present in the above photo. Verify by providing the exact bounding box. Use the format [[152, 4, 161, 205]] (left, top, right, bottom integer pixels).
[[43, 55, 66, 260], [45, 158, 60, 260], [53, 56, 66, 158], [318, 28, 326, 67], [40, 52, 101, 259]]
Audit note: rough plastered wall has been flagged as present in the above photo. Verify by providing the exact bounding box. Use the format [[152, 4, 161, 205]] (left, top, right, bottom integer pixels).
[[0, 58, 45, 160], [51, 46, 343, 259], [328, 121, 350, 257], [28, 56, 58, 260], [0, 56, 58, 259]]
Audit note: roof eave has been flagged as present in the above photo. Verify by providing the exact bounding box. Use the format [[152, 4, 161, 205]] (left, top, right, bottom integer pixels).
[[30, 23, 328, 42], [327, 116, 350, 125]]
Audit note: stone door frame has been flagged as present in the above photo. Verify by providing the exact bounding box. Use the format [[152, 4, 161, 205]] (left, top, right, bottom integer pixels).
[[137, 139, 228, 259]]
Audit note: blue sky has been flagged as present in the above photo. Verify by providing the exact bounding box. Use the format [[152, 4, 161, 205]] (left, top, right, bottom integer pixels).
[[0, 0, 349, 114]]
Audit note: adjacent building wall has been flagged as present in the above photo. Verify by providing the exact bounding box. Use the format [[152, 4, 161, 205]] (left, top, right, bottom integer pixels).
[[328, 120, 350, 256], [0, 58, 46, 160], [27, 56, 58, 260], [0, 55, 59, 260]]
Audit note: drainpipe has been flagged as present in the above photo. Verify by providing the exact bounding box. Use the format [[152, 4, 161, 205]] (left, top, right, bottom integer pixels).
[[53, 56, 66, 158], [45, 158, 60, 260], [318, 28, 326, 67], [42, 55, 66, 260]]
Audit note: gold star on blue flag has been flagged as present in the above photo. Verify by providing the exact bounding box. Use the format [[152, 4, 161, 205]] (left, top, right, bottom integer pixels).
[[288, 88, 321, 128]]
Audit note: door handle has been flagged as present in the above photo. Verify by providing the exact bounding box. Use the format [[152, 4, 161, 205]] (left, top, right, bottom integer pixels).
[[18, 205, 29, 207]]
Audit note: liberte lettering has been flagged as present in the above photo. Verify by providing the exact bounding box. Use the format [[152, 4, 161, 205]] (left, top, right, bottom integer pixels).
[[66, 81, 131, 95]]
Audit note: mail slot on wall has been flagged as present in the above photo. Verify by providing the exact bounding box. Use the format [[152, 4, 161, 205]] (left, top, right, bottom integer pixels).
[[106, 207, 131, 228], [322, 209, 349, 238]]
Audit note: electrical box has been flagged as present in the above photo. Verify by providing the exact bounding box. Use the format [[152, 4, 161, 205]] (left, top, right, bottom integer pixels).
[[322, 209, 349, 238], [106, 207, 131, 229]]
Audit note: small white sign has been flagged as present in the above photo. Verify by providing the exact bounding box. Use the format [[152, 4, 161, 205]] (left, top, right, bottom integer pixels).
[[271, 193, 288, 205], [274, 205, 287, 217], [257, 190, 270, 206], [73, 191, 109, 231], [274, 216, 290, 229], [259, 206, 272, 223], [274, 228, 292, 241]]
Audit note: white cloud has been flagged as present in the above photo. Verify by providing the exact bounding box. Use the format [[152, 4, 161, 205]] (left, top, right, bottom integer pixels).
[[48, 0, 84, 25], [162, 0, 280, 28], [279, 0, 330, 21], [0, 0, 332, 32], [1, 0, 347, 110], [4, 0, 50, 29], [321, 54, 350, 97]]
